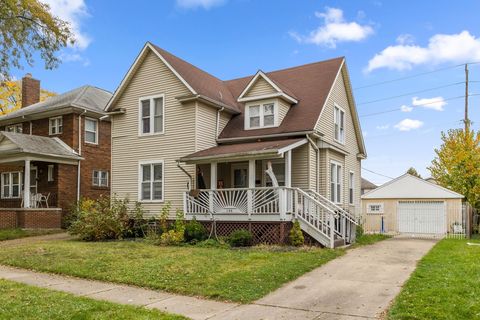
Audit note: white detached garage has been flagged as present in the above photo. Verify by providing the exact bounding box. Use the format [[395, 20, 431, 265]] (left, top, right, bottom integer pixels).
[[361, 174, 465, 238]]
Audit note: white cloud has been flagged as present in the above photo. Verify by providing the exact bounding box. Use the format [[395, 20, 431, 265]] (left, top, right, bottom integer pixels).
[[394, 119, 424, 131], [176, 0, 226, 9], [59, 53, 90, 66], [290, 7, 374, 48], [376, 124, 390, 130], [41, 0, 91, 50], [400, 105, 413, 112], [366, 31, 480, 72], [396, 34, 415, 45], [412, 96, 446, 111]]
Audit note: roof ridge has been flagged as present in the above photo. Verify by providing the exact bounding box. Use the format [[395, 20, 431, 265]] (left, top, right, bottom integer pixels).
[[225, 56, 345, 83]]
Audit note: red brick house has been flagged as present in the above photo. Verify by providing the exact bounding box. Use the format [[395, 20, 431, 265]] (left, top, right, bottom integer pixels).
[[0, 75, 112, 229]]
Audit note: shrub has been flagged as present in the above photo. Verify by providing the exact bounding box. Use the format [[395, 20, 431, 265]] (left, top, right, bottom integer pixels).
[[184, 218, 207, 242], [159, 209, 185, 246], [228, 229, 253, 247], [68, 196, 130, 241], [356, 224, 364, 239], [289, 220, 304, 246], [159, 202, 171, 234], [128, 201, 148, 238]]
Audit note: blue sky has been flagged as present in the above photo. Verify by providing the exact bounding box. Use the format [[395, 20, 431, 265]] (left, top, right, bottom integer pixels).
[[13, 0, 480, 185]]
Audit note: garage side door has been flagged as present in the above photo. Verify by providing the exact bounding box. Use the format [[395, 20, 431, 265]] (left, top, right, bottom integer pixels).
[[398, 201, 446, 235]]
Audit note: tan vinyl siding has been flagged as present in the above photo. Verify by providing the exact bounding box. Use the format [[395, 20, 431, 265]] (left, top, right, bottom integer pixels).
[[317, 67, 361, 215], [291, 144, 309, 189], [278, 99, 291, 126], [244, 77, 277, 97], [195, 102, 218, 152], [309, 143, 317, 191], [362, 198, 463, 235], [218, 111, 231, 135], [110, 49, 195, 216]]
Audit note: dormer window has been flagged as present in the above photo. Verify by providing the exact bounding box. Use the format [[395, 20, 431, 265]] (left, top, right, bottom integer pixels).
[[245, 100, 278, 130]]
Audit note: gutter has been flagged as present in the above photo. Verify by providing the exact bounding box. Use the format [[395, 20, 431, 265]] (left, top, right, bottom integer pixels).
[[217, 130, 317, 143], [176, 160, 193, 191]]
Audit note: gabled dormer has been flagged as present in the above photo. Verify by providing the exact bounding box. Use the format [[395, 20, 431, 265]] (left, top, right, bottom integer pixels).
[[238, 71, 298, 130]]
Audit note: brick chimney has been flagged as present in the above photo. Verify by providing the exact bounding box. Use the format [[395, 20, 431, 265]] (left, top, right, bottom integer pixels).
[[21, 73, 40, 108]]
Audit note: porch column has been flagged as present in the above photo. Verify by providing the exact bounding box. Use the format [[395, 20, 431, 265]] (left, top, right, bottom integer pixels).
[[24, 159, 31, 208], [285, 150, 292, 188], [247, 159, 255, 216], [210, 162, 217, 190]]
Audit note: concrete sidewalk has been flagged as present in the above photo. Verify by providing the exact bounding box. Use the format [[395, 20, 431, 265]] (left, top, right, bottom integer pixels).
[[0, 237, 436, 320]]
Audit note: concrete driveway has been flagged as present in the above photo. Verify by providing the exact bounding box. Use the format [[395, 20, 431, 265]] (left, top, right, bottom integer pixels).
[[212, 237, 437, 320]]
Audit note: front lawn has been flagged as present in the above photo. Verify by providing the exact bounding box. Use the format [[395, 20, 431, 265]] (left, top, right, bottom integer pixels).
[[0, 228, 61, 241], [388, 239, 480, 320], [0, 240, 343, 303], [0, 279, 185, 320]]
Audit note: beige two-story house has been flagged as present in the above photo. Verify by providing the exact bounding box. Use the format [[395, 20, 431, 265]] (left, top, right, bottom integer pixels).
[[105, 42, 366, 247]]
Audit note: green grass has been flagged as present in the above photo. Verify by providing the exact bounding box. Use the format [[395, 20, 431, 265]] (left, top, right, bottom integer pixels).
[[0, 240, 343, 303], [0, 229, 61, 241], [0, 279, 185, 320], [388, 239, 480, 320], [354, 233, 391, 246]]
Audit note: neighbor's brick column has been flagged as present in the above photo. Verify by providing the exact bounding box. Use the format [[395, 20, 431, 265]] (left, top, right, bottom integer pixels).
[[17, 209, 62, 229], [0, 210, 17, 229]]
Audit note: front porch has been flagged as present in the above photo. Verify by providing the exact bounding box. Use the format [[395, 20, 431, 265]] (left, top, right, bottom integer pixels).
[[0, 131, 83, 229], [179, 138, 357, 248]]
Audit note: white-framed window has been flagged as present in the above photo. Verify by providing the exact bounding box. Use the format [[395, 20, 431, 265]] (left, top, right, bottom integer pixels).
[[85, 118, 98, 144], [92, 170, 108, 187], [1, 172, 21, 199], [367, 203, 384, 214], [47, 165, 54, 182], [334, 105, 345, 144], [139, 94, 164, 135], [330, 161, 342, 204], [6, 124, 23, 133], [139, 161, 164, 202], [49, 116, 63, 135], [245, 100, 278, 129], [349, 171, 354, 205]]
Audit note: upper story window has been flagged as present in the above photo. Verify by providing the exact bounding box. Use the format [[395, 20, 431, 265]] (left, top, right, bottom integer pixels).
[[139, 94, 164, 135], [245, 100, 277, 130], [334, 105, 345, 144], [6, 124, 23, 133], [49, 116, 63, 135], [85, 118, 98, 144]]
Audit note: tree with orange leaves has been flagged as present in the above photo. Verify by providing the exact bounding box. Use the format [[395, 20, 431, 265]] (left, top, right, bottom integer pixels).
[[429, 128, 480, 208]]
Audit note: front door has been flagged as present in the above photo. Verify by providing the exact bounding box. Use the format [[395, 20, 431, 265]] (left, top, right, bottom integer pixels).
[[231, 163, 248, 188]]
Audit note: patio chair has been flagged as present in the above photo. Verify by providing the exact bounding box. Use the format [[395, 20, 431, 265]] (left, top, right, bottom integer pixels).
[[39, 193, 51, 208]]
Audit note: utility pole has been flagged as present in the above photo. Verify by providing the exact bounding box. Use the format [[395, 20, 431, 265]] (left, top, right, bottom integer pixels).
[[465, 63, 470, 132]]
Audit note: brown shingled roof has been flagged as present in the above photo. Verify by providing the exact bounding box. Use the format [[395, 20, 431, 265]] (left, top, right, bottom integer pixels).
[[219, 57, 344, 139], [150, 44, 240, 113], [361, 178, 377, 190]]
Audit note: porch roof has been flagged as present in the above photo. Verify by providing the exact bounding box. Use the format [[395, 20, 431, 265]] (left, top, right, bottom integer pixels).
[[180, 138, 307, 163], [0, 131, 83, 164]]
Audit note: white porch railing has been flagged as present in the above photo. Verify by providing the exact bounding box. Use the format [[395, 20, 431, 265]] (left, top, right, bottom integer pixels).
[[184, 186, 357, 248]]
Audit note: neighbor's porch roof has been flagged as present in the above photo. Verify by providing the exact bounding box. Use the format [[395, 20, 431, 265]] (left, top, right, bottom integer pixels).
[[180, 138, 307, 164], [0, 131, 83, 165]]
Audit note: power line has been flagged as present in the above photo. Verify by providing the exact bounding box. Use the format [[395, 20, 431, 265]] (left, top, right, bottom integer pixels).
[[359, 94, 480, 118], [355, 64, 464, 90], [357, 82, 463, 105], [362, 167, 394, 180]]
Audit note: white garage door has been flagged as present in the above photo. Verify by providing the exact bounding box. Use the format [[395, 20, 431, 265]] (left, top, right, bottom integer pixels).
[[398, 201, 446, 235]]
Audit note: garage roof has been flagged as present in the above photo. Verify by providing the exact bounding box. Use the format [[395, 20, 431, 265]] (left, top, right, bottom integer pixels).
[[361, 174, 463, 199]]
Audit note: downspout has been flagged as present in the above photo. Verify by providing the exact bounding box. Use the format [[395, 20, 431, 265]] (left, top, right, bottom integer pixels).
[[77, 110, 87, 202], [176, 160, 193, 191], [215, 107, 225, 139], [307, 134, 320, 193]]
